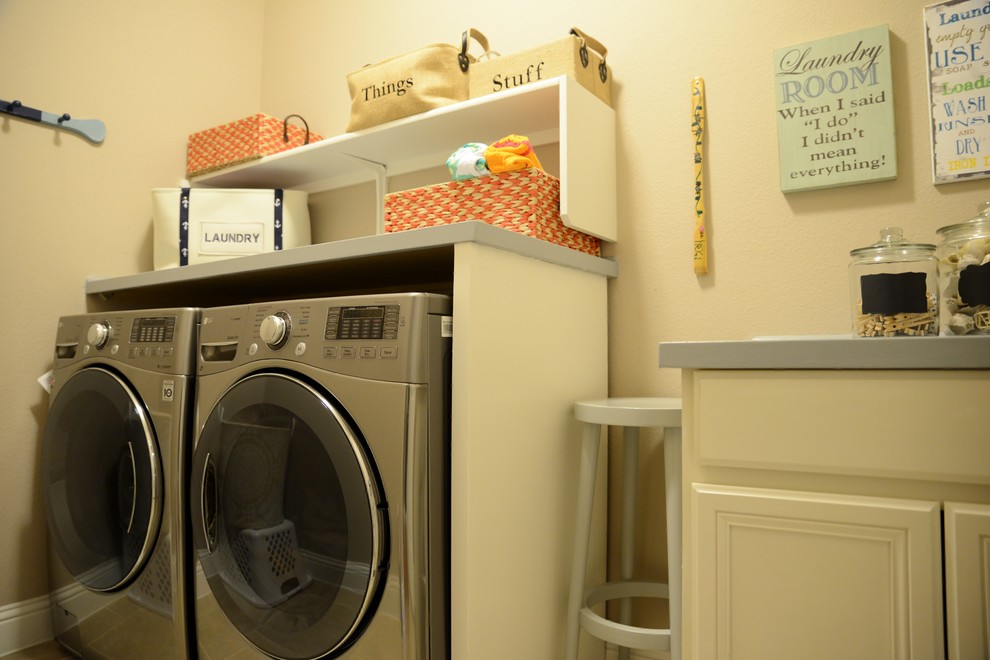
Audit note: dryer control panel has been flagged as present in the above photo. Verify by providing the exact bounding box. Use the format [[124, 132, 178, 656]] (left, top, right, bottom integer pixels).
[[53, 308, 199, 376], [198, 293, 451, 385]]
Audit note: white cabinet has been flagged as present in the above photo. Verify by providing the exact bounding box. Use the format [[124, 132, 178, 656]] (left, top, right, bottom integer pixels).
[[945, 502, 990, 660], [660, 360, 990, 660], [693, 484, 943, 660]]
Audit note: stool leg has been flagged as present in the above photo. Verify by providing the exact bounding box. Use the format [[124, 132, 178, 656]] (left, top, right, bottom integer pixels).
[[618, 427, 639, 660], [664, 427, 682, 660], [565, 422, 602, 660]]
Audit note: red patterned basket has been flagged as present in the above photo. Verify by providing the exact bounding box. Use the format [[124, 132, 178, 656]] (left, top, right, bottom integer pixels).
[[384, 168, 601, 256], [186, 113, 324, 178]]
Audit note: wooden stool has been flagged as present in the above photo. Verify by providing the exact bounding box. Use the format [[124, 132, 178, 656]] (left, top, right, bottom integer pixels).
[[564, 397, 682, 660]]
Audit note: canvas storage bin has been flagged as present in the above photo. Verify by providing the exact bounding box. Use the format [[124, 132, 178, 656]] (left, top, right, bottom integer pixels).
[[346, 29, 492, 132], [469, 28, 612, 106], [186, 114, 323, 178], [152, 188, 311, 270], [384, 168, 601, 256]]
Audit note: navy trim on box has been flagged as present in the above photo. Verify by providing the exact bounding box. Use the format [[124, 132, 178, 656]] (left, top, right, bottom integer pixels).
[[179, 188, 190, 266], [274, 189, 284, 251]]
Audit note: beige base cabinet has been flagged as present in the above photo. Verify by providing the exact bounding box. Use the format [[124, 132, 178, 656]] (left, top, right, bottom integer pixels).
[[659, 361, 990, 660], [693, 484, 943, 660], [945, 502, 990, 660]]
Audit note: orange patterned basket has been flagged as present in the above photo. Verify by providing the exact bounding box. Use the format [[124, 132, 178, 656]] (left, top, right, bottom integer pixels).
[[384, 168, 601, 256], [186, 113, 324, 178]]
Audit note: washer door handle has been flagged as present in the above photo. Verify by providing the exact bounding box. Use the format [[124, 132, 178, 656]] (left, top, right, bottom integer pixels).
[[117, 441, 137, 535], [201, 452, 219, 553]]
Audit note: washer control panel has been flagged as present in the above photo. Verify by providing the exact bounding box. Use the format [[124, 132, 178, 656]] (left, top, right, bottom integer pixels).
[[129, 315, 178, 344], [198, 293, 451, 384], [326, 304, 399, 341]]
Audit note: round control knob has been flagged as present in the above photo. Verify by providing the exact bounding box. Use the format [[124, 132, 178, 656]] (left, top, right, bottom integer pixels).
[[259, 312, 291, 349], [87, 322, 111, 349]]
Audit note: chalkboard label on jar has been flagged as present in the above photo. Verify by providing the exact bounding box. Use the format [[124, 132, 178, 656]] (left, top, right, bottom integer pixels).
[[959, 262, 990, 306], [860, 272, 928, 315]]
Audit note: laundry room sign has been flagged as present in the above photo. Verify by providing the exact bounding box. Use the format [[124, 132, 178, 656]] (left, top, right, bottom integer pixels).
[[773, 24, 897, 192], [925, 0, 990, 183]]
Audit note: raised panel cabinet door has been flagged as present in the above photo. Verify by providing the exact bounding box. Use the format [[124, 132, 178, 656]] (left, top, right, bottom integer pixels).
[[945, 502, 990, 660], [692, 484, 943, 660]]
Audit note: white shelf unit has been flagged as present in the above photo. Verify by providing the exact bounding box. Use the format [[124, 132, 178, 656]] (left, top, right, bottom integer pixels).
[[80, 81, 618, 659], [192, 75, 617, 241]]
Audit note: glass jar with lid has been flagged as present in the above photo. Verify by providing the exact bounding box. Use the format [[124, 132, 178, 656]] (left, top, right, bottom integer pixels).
[[849, 227, 938, 337], [936, 201, 990, 335]]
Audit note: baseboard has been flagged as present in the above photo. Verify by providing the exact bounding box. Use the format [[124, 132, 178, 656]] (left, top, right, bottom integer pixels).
[[0, 595, 54, 656], [604, 645, 670, 660]]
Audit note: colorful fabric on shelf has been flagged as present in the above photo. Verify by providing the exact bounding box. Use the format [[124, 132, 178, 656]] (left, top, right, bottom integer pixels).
[[484, 134, 543, 173], [446, 142, 491, 181]]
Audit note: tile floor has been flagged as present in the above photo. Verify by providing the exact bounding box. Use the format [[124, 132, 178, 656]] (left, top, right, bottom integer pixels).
[[0, 640, 74, 660]]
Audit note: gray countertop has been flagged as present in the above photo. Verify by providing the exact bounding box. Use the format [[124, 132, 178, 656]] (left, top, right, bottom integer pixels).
[[659, 335, 990, 370], [84, 222, 617, 309]]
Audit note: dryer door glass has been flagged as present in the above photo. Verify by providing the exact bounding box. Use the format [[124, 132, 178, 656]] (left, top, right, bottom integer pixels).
[[191, 372, 386, 659], [42, 367, 162, 592]]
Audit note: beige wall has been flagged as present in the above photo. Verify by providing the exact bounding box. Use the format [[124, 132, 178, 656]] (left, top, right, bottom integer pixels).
[[0, 0, 265, 607], [1, 0, 986, 628]]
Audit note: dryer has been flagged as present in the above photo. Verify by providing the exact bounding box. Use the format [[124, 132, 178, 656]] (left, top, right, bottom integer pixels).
[[42, 307, 198, 658], [191, 292, 451, 659]]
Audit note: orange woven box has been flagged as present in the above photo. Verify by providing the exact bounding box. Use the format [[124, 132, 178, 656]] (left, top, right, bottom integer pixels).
[[384, 168, 601, 256], [186, 113, 324, 178]]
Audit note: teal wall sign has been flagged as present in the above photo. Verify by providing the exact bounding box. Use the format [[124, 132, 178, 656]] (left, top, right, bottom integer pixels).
[[773, 24, 897, 193]]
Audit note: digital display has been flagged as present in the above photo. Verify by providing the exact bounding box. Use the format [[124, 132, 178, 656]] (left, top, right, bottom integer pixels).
[[342, 307, 385, 320], [326, 305, 399, 341], [130, 316, 177, 343]]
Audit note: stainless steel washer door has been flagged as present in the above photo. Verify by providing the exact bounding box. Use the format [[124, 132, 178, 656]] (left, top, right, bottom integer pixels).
[[191, 371, 387, 659], [42, 367, 162, 592]]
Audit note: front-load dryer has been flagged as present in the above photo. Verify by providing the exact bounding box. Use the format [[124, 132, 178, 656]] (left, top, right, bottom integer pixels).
[[191, 292, 451, 659], [42, 307, 198, 658]]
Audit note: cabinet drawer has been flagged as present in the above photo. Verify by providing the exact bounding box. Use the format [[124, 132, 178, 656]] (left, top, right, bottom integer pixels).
[[692, 370, 990, 484]]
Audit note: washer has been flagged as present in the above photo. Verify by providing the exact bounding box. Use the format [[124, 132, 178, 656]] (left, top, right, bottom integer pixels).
[[191, 292, 451, 659], [42, 307, 198, 658]]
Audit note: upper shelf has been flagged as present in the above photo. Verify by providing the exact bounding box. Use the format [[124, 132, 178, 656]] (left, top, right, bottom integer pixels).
[[193, 76, 617, 242]]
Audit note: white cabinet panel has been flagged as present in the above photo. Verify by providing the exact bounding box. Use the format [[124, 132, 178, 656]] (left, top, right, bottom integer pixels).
[[945, 502, 990, 660], [693, 484, 943, 660]]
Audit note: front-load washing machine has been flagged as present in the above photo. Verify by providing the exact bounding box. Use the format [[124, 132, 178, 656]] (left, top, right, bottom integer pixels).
[[41, 307, 198, 658], [191, 292, 451, 659]]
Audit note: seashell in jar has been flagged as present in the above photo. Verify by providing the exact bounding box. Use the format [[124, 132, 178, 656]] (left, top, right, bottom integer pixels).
[[942, 272, 960, 299], [963, 238, 989, 260], [948, 312, 976, 335], [959, 253, 982, 270]]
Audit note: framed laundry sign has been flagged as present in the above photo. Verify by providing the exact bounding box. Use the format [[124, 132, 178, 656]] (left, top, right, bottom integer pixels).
[[925, 0, 990, 184], [773, 25, 897, 193]]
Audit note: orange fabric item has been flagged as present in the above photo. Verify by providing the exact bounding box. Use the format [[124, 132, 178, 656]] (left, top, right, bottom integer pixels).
[[483, 134, 543, 173]]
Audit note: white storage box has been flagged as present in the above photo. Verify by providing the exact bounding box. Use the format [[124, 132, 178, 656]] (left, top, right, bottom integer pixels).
[[152, 188, 311, 270]]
